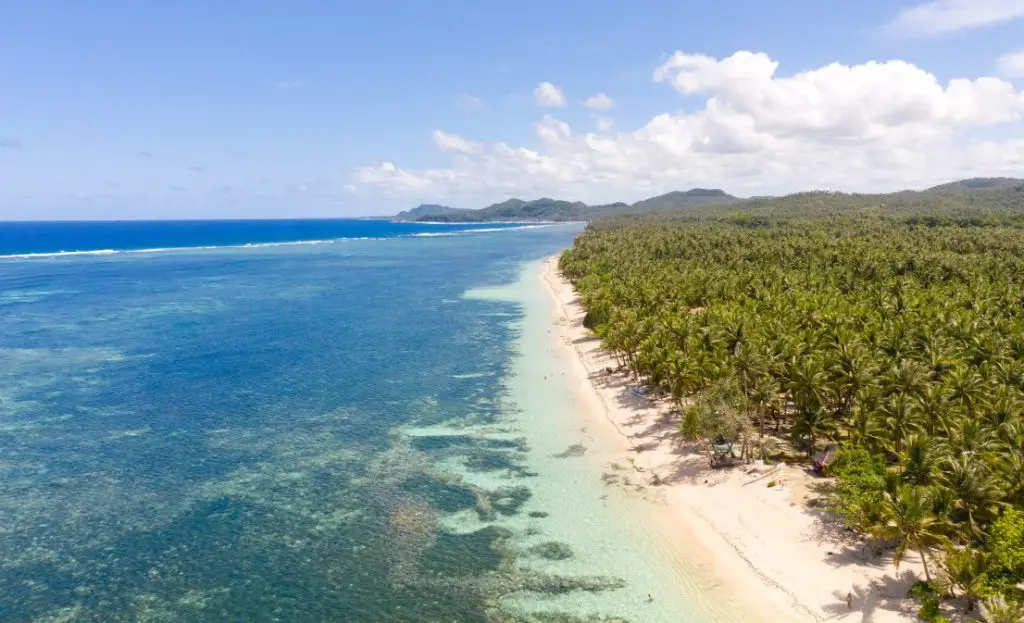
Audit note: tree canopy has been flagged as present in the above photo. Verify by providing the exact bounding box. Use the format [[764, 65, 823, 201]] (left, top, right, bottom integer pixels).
[[560, 210, 1024, 611]]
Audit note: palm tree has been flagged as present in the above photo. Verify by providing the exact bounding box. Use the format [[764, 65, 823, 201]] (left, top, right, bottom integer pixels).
[[941, 545, 990, 612], [979, 595, 1024, 623], [878, 484, 946, 582], [831, 337, 874, 422], [947, 366, 987, 417], [1001, 449, 1024, 507], [917, 384, 950, 437], [880, 394, 921, 456], [884, 359, 931, 400], [784, 356, 830, 415], [791, 406, 835, 457], [938, 455, 1005, 539], [902, 434, 941, 486]]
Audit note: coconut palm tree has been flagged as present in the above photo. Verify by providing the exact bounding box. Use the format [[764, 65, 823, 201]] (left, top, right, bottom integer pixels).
[[880, 394, 921, 456], [939, 455, 1005, 539], [878, 484, 946, 582], [979, 595, 1024, 623], [941, 545, 990, 612], [561, 211, 1024, 607], [791, 406, 836, 457], [902, 434, 941, 486]]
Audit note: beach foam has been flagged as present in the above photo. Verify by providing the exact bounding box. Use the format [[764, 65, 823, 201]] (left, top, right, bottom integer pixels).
[[0, 224, 552, 259]]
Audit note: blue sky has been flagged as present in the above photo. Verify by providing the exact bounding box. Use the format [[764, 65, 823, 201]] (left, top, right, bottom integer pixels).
[[2, 0, 1024, 219]]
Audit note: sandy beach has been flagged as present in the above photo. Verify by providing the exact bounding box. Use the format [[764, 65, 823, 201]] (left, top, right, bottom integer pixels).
[[541, 255, 924, 623]]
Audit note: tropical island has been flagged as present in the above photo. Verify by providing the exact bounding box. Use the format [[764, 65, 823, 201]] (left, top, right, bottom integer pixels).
[[540, 177, 1024, 622]]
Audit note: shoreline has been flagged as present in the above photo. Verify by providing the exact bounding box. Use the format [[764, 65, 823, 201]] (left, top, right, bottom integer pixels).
[[539, 255, 922, 622]]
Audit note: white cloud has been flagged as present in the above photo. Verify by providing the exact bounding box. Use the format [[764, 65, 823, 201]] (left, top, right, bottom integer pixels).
[[275, 79, 306, 90], [533, 82, 566, 107], [885, 0, 1024, 36], [432, 130, 484, 155], [584, 93, 615, 110], [454, 93, 485, 109], [351, 50, 1024, 204], [594, 116, 614, 132], [999, 50, 1024, 78]]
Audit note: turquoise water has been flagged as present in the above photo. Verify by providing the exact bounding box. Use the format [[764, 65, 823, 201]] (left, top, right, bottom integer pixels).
[[0, 223, 764, 623], [1, 224, 645, 622]]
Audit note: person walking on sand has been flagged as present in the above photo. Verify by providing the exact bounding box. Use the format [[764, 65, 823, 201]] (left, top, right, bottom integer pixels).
[[846, 591, 853, 610]]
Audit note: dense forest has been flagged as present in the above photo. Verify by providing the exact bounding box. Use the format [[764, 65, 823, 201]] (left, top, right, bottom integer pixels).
[[559, 193, 1024, 621]]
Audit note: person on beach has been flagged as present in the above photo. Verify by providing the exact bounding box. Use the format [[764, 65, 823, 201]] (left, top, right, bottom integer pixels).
[[846, 591, 853, 610]]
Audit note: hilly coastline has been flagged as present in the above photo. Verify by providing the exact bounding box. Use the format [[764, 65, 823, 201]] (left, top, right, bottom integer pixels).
[[392, 178, 1024, 223], [394, 188, 738, 222]]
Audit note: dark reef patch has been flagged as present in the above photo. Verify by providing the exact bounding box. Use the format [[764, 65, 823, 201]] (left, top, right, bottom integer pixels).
[[529, 541, 574, 561], [400, 474, 477, 513], [420, 526, 513, 576]]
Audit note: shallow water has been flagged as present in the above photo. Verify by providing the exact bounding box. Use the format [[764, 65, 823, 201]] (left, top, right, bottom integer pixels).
[[0, 224, 750, 622]]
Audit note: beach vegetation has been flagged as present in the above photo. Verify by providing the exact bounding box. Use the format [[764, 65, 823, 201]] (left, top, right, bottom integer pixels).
[[558, 190, 1024, 607]]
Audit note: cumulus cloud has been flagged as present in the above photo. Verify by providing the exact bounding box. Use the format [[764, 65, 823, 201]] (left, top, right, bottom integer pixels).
[[454, 93, 485, 109], [533, 82, 566, 107], [432, 130, 484, 154], [999, 51, 1024, 78], [584, 93, 615, 110], [351, 50, 1024, 203], [885, 0, 1024, 36], [594, 116, 615, 132]]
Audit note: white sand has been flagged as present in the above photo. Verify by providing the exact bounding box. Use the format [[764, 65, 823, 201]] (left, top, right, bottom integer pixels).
[[541, 256, 924, 623]]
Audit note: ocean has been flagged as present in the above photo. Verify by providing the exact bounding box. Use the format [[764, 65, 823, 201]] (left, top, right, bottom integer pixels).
[[0, 220, 746, 622], [0, 219, 532, 258]]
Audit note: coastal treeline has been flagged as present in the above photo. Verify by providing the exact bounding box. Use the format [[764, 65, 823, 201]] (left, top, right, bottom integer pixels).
[[560, 213, 1024, 619]]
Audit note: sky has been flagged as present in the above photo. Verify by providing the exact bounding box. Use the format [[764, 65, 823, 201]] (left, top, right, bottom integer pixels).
[[2, 0, 1024, 219]]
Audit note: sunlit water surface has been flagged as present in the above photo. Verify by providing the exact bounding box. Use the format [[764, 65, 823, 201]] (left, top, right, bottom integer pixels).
[[0, 223, 753, 622]]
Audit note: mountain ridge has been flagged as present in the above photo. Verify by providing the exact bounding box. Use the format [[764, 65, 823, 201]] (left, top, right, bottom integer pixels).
[[391, 178, 1024, 222], [397, 188, 739, 222]]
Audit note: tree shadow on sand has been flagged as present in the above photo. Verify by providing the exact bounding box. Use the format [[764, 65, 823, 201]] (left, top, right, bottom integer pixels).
[[820, 569, 918, 622]]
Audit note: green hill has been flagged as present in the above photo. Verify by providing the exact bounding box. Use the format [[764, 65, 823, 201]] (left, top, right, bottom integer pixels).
[[413, 198, 591, 222], [394, 188, 737, 222], [926, 177, 1024, 194], [590, 184, 1024, 229], [626, 188, 738, 213], [393, 204, 471, 220], [393, 179, 1024, 224]]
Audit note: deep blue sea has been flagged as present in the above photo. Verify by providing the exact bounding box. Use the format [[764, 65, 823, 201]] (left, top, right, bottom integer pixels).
[[0, 219, 531, 257], [0, 220, 586, 622]]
